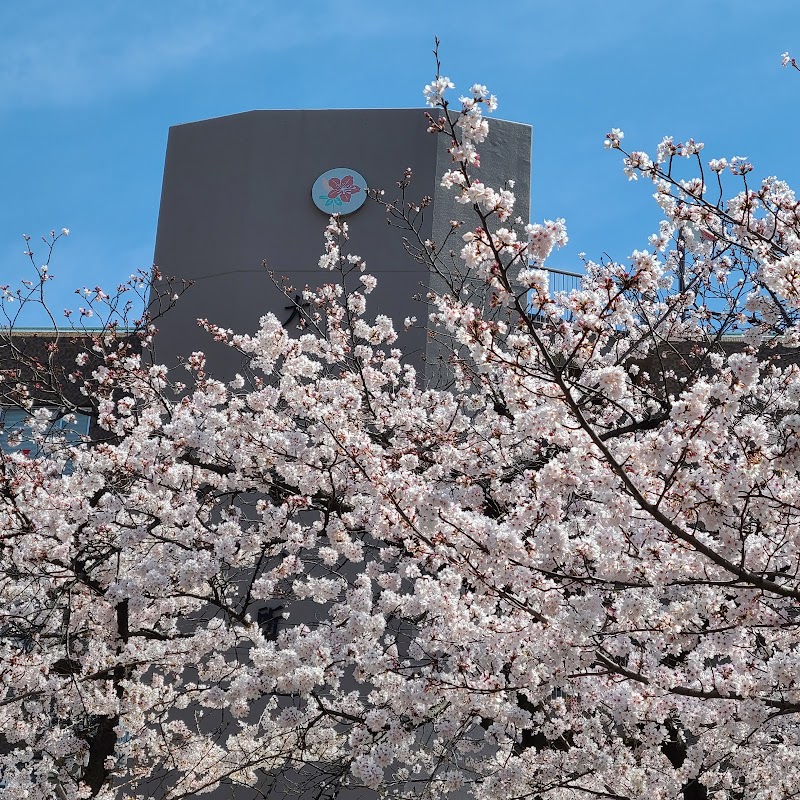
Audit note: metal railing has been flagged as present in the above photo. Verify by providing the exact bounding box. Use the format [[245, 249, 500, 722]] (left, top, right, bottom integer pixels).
[[526, 267, 583, 319], [542, 266, 583, 295]]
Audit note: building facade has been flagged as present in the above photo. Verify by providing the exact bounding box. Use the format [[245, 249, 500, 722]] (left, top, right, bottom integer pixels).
[[149, 108, 532, 384]]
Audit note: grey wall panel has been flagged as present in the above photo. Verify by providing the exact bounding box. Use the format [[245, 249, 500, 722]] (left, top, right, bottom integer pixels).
[[426, 117, 532, 386], [150, 108, 531, 386], [151, 109, 438, 381]]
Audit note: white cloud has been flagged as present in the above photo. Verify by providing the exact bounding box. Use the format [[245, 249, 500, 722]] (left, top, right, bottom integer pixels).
[[0, 0, 398, 110]]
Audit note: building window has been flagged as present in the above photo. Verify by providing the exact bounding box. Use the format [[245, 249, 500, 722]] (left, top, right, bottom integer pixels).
[[257, 605, 284, 642], [0, 407, 92, 456]]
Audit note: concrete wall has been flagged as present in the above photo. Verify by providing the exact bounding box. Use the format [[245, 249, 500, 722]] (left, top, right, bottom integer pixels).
[[140, 107, 533, 797], [150, 108, 531, 384]]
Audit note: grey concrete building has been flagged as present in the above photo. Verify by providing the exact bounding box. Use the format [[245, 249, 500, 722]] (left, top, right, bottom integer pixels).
[[140, 107, 534, 798], [149, 108, 532, 383]]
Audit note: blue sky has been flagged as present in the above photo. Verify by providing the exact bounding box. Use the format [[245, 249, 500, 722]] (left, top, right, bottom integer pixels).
[[1, 0, 798, 326]]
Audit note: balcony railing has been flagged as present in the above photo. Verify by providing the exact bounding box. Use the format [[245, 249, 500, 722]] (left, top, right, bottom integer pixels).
[[526, 267, 583, 318], [542, 266, 583, 294]]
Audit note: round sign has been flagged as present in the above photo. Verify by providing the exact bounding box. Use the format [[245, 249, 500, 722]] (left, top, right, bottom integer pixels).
[[311, 168, 368, 215]]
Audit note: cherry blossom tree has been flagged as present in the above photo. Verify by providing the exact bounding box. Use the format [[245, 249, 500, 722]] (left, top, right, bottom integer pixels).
[[2, 49, 800, 800]]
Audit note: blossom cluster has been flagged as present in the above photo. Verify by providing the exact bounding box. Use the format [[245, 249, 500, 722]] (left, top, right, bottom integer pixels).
[[2, 62, 800, 800]]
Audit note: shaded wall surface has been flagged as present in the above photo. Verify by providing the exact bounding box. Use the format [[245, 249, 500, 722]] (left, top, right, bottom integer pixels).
[[0, 332, 141, 408], [150, 108, 532, 383]]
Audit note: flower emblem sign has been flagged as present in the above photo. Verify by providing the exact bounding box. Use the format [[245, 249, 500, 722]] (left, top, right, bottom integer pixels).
[[312, 168, 368, 215]]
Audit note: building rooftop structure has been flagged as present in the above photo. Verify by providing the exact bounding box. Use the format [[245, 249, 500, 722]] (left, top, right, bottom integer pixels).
[[148, 108, 532, 385]]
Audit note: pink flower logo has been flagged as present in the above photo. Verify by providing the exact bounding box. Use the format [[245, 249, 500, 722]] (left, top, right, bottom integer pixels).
[[326, 175, 361, 204], [312, 168, 368, 214]]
